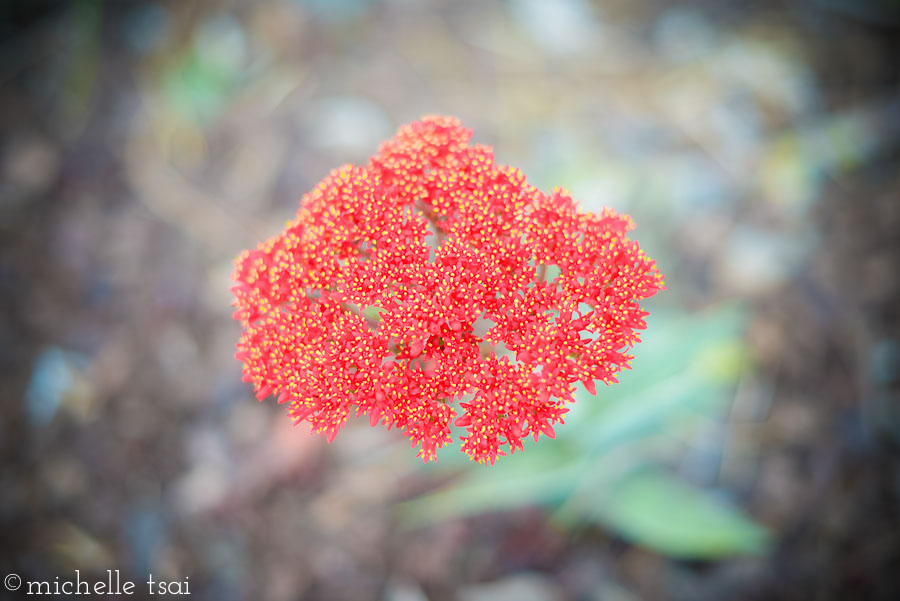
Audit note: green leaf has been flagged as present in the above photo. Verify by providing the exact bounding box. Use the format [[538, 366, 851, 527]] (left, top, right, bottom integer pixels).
[[591, 467, 771, 558], [362, 304, 385, 322], [567, 306, 748, 454], [398, 303, 772, 561], [604, 305, 747, 397], [396, 452, 583, 527], [573, 369, 722, 455]]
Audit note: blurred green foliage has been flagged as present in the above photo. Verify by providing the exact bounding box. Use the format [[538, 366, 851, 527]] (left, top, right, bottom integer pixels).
[[399, 305, 771, 559], [162, 15, 247, 124]]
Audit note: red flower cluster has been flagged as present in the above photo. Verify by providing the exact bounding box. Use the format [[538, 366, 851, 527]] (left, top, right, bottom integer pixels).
[[232, 116, 664, 464]]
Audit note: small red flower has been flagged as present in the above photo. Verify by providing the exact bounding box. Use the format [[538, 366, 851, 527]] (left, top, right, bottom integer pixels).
[[232, 116, 664, 464]]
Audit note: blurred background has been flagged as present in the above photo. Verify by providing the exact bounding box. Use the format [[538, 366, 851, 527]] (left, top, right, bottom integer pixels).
[[1, 0, 899, 599]]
